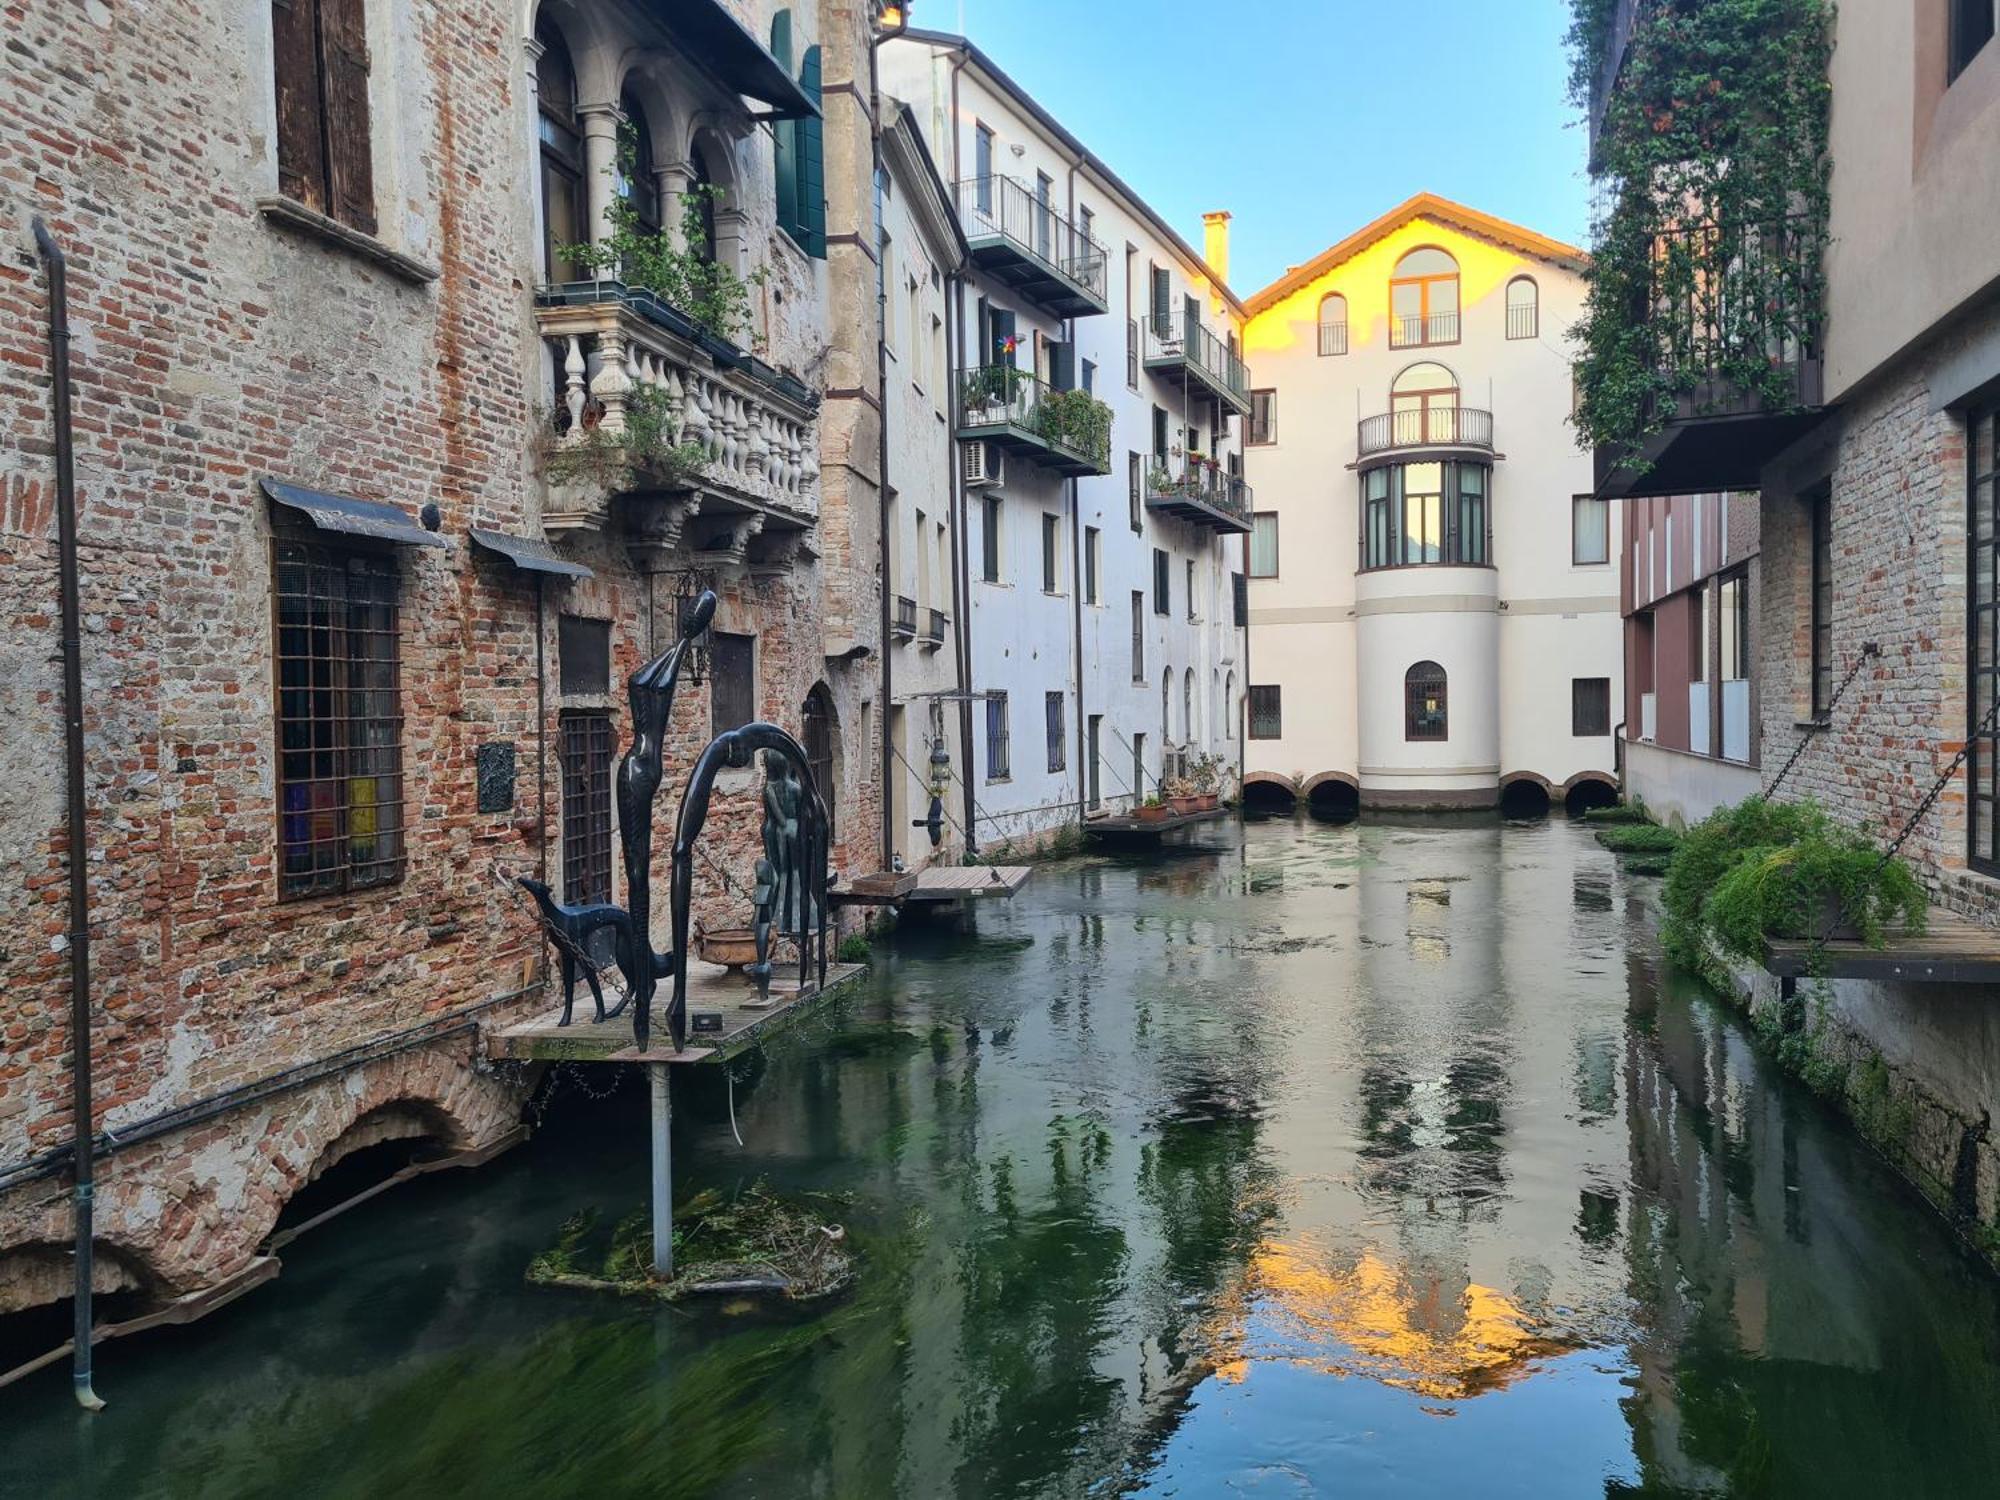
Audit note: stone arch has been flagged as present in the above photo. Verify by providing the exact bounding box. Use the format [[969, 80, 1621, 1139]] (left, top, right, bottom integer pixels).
[[1563, 770, 1619, 816], [803, 681, 840, 839], [1241, 771, 1300, 814], [1498, 770, 1554, 819], [0, 1238, 167, 1319], [1302, 770, 1360, 821]]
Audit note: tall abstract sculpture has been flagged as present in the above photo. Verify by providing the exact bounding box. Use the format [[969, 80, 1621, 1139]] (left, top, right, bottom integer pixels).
[[518, 587, 833, 1055]]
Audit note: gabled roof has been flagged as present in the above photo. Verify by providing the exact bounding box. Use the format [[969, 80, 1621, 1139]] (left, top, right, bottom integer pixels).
[[1244, 194, 1589, 316]]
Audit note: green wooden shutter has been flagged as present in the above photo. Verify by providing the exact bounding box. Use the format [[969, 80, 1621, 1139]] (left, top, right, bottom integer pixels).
[[771, 13, 797, 239], [796, 46, 825, 258], [1049, 340, 1075, 391]]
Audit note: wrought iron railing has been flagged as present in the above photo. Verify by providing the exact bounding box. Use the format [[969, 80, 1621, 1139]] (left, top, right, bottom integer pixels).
[[1390, 311, 1460, 349], [924, 607, 947, 645], [954, 175, 1108, 304], [1357, 406, 1495, 457], [1646, 214, 1824, 405], [956, 365, 1112, 471], [1145, 458, 1252, 521], [1318, 320, 1348, 357], [894, 594, 917, 637], [1506, 303, 1539, 340], [1140, 309, 1252, 404]]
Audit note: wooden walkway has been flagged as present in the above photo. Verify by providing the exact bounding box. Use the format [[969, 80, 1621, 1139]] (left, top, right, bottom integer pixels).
[[1083, 807, 1231, 842], [830, 864, 1032, 907], [1763, 909, 2000, 985], [489, 960, 867, 1066]]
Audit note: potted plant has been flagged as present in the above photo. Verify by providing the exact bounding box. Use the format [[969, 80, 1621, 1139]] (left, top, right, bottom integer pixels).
[[1138, 795, 1171, 824], [1189, 753, 1221, 810], [1165, 775, 1202, 817]]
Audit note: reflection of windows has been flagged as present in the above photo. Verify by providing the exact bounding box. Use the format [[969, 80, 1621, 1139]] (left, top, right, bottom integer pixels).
[[1248, 389, 1275, 446], [1364, 463, 1491, 569], [275, 540, 404, 900], [1318, 292, 1348, 356], [1249, 513, 1279, 577], [1506, 277, 1539, 340], [1389, 247, 1459, 348], [1405, 661, 1448, 741], [1717, 572, 1750, 681], [1572, 678, 1611, 737], [710, 632, 756, 731], [1951, 0, 1995, 84], [1248, 685, 1282, 739], [1572, 494, 1609, 565]]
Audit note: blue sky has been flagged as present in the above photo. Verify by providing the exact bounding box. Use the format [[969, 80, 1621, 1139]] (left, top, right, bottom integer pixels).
[[939, 0, 1590, 295]]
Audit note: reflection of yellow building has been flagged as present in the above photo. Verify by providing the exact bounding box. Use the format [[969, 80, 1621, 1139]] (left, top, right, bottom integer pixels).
[[1204, 1240, 1569, 1399]]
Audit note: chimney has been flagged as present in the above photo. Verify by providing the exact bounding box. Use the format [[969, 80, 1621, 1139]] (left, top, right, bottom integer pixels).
[[1202, 211, 1231, 284]]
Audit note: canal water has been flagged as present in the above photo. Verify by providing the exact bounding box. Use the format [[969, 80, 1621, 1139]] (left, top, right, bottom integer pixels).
[[8, 817, 2000, 1497]]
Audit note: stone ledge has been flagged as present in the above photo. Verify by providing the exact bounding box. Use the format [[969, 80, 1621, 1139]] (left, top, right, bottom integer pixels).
[[256, 197, 440, 286]]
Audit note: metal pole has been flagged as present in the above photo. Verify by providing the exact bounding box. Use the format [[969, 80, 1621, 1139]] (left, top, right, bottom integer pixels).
[[649, 1063, 673, 1278], [34, 217, 104, 1413]]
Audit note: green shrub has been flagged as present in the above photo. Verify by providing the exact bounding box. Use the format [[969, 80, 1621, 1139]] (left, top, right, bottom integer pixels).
[[836, 933, 871, 964], [1583, 803, 1650, 825], [1622, 853, 1674, 879], [1594, 823, 1680, 854], [1661, 797, 1828, 964]]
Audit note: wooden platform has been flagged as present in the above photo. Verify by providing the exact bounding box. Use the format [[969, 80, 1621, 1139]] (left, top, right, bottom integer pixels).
[[1763, 909, 2000, 984], [830, 864, 1032, 907], [488, 960, 867, 1066], [1083, 807, 1231, 841]]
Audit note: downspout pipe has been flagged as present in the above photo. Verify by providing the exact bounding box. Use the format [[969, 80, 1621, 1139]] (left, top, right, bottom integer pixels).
[[33, 217, 105, 1413], [872, 8, 910, 874]]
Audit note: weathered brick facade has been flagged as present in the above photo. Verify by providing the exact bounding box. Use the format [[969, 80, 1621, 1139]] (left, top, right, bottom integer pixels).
[[0, 0, 863, 1318]]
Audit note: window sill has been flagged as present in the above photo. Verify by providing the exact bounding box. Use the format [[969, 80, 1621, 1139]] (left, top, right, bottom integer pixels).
[[257, 197, 439, 285]]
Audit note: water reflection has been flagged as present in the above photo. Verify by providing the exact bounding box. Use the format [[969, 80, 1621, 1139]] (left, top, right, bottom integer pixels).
[[7, 820, 2000, 1499]]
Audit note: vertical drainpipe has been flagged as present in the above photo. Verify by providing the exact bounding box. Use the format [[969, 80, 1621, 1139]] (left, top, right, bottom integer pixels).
[[944, 269, 970, 855], [871, 26, 899, 874], [1064, 163, 1085, 823], [947, 43, 978, 855], [535, 574, 549, 889], [33, 218, 105, 1413]]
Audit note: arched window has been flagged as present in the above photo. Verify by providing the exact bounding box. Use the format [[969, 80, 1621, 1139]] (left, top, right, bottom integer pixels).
[[1318, 292, 1348, 356], [535, 20, 587, 282], [1390, 247, 1459, 349], [688, 140, 720, 264], [803, 684, 838, 839], [620, 91, 661, 237], [1390, 362, 1461, 446], [1405, 661, 1448, 741], [1506, 276, 1539, 340]]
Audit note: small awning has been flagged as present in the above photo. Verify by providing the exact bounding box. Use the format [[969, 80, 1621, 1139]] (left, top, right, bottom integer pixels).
[[660, 0, 820, 120], [469, 527, 594, 579], [262, 477, 448, 549]]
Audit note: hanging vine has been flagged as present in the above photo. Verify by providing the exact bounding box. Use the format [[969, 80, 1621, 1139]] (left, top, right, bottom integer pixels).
[[1566, 0, 1834, 465]]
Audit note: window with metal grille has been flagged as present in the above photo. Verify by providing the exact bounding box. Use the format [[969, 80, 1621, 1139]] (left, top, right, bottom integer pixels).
[[1248, 389, 1275, 446], [1969, 400, 1998, 870], [1045, 690, 1065, 772], [1248, 685, 1282, 739], [274, 538, 405, 900], [985, 692, 1011, 780], [1572, 678, 1611, 737], [1128, 451, 1142, 531], [559, 711, 614, 905], [1232, 571, 1247, 627], [1405, 661, 1448, 741], [1809, 485, 1834, 717], [559, 614, 610, 695], [1153, 548, 1170, 615], [1042, 513, 1060, 593], [711, 631, 756, 731], [1131, 592, 1145, 680]]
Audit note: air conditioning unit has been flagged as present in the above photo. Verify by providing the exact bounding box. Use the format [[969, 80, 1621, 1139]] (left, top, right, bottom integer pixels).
[[963, 440, 1004, 487]]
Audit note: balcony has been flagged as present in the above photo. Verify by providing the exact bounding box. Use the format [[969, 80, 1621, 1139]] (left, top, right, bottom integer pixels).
[[1356, 406, 1496, 467], [1389, 311, 1460, 350], [534, 281, 819, 568], [954, 176, 1108, 318], [1143, 458, 1253, 534], [894, 594, 918, 640], [922, 608, 947, 650], [1140, 310, 1252, 416], [955, 366, 1112, 477], [1592, 218, 1826, 500]]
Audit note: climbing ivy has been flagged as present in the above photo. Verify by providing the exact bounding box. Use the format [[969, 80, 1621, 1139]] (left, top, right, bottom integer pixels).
[[1566, 0, 1834, 464]]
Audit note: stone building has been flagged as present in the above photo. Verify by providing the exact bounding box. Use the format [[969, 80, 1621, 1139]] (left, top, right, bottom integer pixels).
[[0, 0, 873, 1351], [1239, 197, 1622, 817]]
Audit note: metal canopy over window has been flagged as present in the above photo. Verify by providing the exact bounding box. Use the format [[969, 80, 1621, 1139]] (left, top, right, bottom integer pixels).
[[262, 477, 447, 549], [658, 0, 821, 121], [469, 527, 593, 578]]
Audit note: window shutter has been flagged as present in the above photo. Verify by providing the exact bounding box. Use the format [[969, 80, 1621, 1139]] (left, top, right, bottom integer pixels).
[[990, 308, 1015, 363], [1232, 572, 1247, 627], [318, 0, 376, 234], [1049, 340, 1075, 391], [1150, 265, 1170, 325], [271, 0, 326, 210], [771, 13, 797, 238], [796, 46, 826, 258]]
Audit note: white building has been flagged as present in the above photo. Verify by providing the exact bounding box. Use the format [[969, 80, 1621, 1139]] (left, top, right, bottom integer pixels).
[[1239, 197, 1622, 815], [881, 30, 1249, 847]]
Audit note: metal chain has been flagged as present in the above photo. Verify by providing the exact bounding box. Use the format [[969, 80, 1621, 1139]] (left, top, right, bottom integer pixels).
[[1767, 641, 1880, 798], [1880, 690, 2000, 865]]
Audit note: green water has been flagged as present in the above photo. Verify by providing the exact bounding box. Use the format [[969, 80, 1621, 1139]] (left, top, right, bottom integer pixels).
[[8, 817, 2000, 1497]]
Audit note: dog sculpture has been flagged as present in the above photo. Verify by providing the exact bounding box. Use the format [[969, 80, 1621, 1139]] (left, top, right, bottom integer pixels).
[[517, 877, 638, 1027]]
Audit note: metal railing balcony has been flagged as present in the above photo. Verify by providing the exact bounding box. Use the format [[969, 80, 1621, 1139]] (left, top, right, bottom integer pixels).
[[1389, 311, 1460, 349], [1318, 320, 1348, 357], [1143, 457, 1253, 534], [1140, 309, 1253, 415], [955, 365, 1113, 476], [1356, 406, 1495, 459], [922, 608, 947, 647], [894, 594, 918, 638], [954, 176, 1108, 318]]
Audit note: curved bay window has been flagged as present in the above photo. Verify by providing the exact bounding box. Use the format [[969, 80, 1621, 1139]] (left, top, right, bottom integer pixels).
[[1390, 247, 1459, 348], [535, 20, 587, 283], [1405, 661, 1449, 742], [1363, 461, 1490, 569], [620, 92, 662, 237]]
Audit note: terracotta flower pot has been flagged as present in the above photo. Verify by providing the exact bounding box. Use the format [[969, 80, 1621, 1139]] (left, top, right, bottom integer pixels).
[[695, 927, 763, 969], [1168, 795, 1202, 817], [1138, 803, 1171, 823]]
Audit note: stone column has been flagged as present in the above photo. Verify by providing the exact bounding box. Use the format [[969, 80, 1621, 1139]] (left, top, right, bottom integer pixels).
[[654, 163, 690, 250], [578, 101, 626, 248]]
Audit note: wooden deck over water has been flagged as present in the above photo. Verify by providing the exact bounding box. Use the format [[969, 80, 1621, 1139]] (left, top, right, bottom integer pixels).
[[1083, 807, 1231, 841], [1763, 909, 2000, 985], [831, 864, 1032, 907], [489, 960, 868, 1066]]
